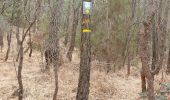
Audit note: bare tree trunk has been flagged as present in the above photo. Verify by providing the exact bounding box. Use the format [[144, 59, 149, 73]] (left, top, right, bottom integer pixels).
[[64, 30, 69, 46], [151, 0, 168, 76], [48, 0, 63, 99], [76, 0, 91, 99], [165, 0, 170, 74], [0, 32, 4, 52], [167, 49, 170, 73], [127, 55, 131, 76], [52, 60, 59, 100], [15, 19, 37, 100], [64, 0, 73, 46], [16, 26, 20, 50], [122, 0, 136, 68], [3, 0, 15, 57], [17, 45, 24, 100], [141, 69, 147, 92], [140, 6, 155, 99], [28, 29, 33, 57], [67, 3, 80, 61], [5, 31, 12, 61], [106, 59, 111, 73], [28, 0, 32, 57], [151, 16, 157, 71]]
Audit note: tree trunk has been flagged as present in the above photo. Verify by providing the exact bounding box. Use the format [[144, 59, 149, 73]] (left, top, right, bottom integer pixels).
[[16, 26, 20, 50], [151, 0, 169, 76], [165, 0, 170, 74], [0, 29, 4, 52], [140, 6, 155, 99], [17, 45, 24, 100], [122, 0, 136, 68], [64, 0, 73, 46], [76, 0, 91, 99], [64, 31, 69, 46], [106, 59, 111, 73], [167, 49, 170, 73], [5, 32, 12, 61], [28, 29, 33, 57], [52, 60, 59, 100], [127, 55, 131, 76], [141, 69, 147, 92], [147, 75, 154, 100], [151, 16, 157, 71], [48, 0, 63, 99], [28, 1, 33, 57], [67, 5, 79, 61]]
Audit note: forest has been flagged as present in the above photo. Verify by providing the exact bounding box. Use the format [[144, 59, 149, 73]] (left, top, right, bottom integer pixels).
[[0, 0, 170, 100]]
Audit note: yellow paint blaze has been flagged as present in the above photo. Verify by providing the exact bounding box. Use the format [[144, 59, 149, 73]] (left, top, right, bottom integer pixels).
[[83, 29, 91, 33]]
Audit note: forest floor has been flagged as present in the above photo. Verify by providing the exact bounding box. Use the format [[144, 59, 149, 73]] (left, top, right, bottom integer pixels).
[[0, 34, 170, 100]]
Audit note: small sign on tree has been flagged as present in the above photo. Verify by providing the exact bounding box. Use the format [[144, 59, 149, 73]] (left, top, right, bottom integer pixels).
[[83, 1, 92, 15]]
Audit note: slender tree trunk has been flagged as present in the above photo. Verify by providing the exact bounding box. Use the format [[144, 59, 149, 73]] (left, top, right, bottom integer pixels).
[[141, 69, 147, 92], [64, 0, 73, 46], [140, 5, 155, 99], [165, 0, 170, 74], [113, 63, 116, 73], [67, 5, 80, 61], [127, 55, 131, 76], [48, 0, 63, 99], [167, 49, 170, 73], [0, 30, 4, 52], [5, 31, 12, 61], [76, 0, 92, 99], [106, 59, 111, 73], [17, 45, 24, 100], [147, 75, 154, 100], [28, 29, 33, 57], [64, 30, 69, 46], [16, 26, 20, 50], [28, 1, 32, 57], [122, 0, 137, 68], [52, 59, 59, 100], [151, 16, 157, 71]]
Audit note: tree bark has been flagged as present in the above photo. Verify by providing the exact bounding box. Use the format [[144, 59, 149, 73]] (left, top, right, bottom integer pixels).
[[76, 0, 92, 99], [28, 1, 33, 57], [67, 4, 80, 61], [5, 31, 12, 61], [28, 29, 33, 57], [16, 26, 21, 50], [0, 29, 4, 52], [165, 0, 170, 73], [151, 16, 157, 71], [106, 59, 111, 73], [140, 6, 155, 99], [64, 0, 73, 46], [17, 45, 24, 100], [48, 0, 63, 99], [141, 69, 147, 92], [127, 55, 131, 76], [167, 49, 170, 73]]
